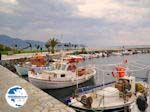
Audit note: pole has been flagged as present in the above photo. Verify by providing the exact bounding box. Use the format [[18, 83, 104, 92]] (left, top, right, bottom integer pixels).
[[0, 52, 1, 61], [0, 52, 1, 65], [102, 71, 105, 108], [76, 69, 78, 89]]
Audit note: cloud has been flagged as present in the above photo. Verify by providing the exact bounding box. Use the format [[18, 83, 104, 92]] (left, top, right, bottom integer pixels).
[[0, 0, 18, 14], [0, 0, 149, 47], [65, 0, 150, 23], [0, 0, 18, 4]]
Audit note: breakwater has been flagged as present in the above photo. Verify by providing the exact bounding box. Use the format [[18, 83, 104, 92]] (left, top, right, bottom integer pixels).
[[0, 65, 75, 112]]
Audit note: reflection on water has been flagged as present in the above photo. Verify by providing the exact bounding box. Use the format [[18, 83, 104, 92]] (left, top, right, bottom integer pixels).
[[41, 54, 150, 102], [43, 77, 95, 102]]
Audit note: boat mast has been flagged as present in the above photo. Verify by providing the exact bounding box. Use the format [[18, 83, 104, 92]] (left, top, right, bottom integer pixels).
[[60, 34, 64, 70], [76, 70, 79, 89], [102, 70, 105, 108]]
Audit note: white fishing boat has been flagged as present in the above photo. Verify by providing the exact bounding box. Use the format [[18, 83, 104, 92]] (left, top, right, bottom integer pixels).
[[112, 52, 122, 56], [67, 60, 150, 112], [28, 62, 96, 89], [63, 55, 85, 63], [14, 53, 53, 76], [80, 54, 89, 60], [122, 50, 131, 55]]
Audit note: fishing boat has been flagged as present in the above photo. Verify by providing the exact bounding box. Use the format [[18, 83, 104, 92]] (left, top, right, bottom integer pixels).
[[14, 53, 52, 76], [14, 62, 31, 76], [67, 60, 149, 112], [80, 54, 90, 60], [112, 52, 122, 56], [63, 55, 85, 63], [122, 50, 131, 55], [28, 61, 96, 89]]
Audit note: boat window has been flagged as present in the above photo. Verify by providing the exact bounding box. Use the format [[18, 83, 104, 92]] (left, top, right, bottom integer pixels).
[[48, 64, 56, 70], [61, 74, 65, 77], [55, 63, 66, 70], [60, 64, 66, 70], [48, 63, 67, 70], [67, 64, 76, 72]]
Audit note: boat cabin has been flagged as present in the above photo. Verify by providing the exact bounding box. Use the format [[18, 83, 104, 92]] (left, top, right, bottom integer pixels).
[[51, 62, 77, 72]]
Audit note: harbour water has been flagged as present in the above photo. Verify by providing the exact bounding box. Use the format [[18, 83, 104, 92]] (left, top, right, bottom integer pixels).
[[44, 53, 150, 103], [1, 53, 150, 112]]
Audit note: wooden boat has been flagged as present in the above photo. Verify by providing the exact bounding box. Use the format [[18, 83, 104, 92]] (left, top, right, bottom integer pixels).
[[67, 61, 149, 112], [122, 50, 131, 55], [63, 55, 85, 63], [28, 62, 96, 89], [112, 52, 122, 56], [14, 53, 51, 76]]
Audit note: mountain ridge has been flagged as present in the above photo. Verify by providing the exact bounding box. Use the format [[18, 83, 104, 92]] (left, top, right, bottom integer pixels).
[[0, 34, 45, 49]]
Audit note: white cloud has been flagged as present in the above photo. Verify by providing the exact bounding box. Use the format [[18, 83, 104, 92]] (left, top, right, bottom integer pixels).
[[0, 0, 18, 5], [0, 0, 149, 47], [0, 0, 18, 14], [64, 0, 149, 23]]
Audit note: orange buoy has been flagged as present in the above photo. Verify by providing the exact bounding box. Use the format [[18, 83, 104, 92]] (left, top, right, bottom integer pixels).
[[112, 66, 126, 78], [116, 66, 126, 77]]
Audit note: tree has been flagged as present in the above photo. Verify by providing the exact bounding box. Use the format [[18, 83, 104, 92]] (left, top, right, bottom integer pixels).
[[45, 42, 50, 52], [45, 38, 59, 54], [14, 44, 18, 48], [36, 44, 40, 51]]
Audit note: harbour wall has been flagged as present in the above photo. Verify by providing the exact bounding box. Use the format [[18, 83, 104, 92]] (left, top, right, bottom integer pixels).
[[0, 65, 75, 112]]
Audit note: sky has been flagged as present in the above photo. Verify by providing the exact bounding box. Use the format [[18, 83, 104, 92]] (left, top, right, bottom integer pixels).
[[0, 0, 150, 48]]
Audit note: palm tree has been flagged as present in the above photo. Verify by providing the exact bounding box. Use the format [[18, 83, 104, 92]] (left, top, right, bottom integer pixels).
[[36, 44, 40, 51], [45, 42, 50, 52], [45, 38, 59, 54], [14, 44, 18, 48]]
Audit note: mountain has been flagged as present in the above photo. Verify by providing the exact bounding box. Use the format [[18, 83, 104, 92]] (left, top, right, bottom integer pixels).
[[0, 35, 45, 50]]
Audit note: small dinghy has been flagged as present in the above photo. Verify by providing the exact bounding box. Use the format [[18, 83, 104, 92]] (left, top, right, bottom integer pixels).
[[14, 62, 30, 76], [67, 60, 150, 112], [28, 62, 96, 89]]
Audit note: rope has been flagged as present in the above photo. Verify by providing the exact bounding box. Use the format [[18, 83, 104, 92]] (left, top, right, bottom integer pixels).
[[94, 60, 150, 73], [96, 64, 150, 72], [127, 63, 146, 69], [131, 60, 149, 66]]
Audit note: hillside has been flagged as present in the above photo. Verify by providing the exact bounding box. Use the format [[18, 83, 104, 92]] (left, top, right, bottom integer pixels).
[[0, 35, 45, 50]]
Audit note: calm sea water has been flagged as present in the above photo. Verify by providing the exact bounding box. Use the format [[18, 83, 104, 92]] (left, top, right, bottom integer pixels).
[[44, 54, 150, 102]]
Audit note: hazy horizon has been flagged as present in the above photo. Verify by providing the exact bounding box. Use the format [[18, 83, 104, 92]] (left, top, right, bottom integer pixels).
[[0, 0, 150, 47]]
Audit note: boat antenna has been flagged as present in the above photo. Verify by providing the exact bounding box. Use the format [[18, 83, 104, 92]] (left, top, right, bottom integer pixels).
[[102, 69, 105, 108], [145, 69, 150, 83], [60, 34, 64, 70], [76, 70, 79, 89]]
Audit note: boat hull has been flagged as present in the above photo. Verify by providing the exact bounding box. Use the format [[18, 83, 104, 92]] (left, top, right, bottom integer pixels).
[[29, 74, 94, 89], [69, 105, 130, 112]]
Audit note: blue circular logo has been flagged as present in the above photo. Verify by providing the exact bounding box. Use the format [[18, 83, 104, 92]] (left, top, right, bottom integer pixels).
[[5, 85, 28, 108]]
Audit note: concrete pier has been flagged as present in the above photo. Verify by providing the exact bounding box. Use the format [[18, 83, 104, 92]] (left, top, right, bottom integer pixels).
[[0, 65, 75, 112]]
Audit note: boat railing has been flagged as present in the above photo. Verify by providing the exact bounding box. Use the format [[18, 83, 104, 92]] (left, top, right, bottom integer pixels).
[[75, 81, 115, 95]]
